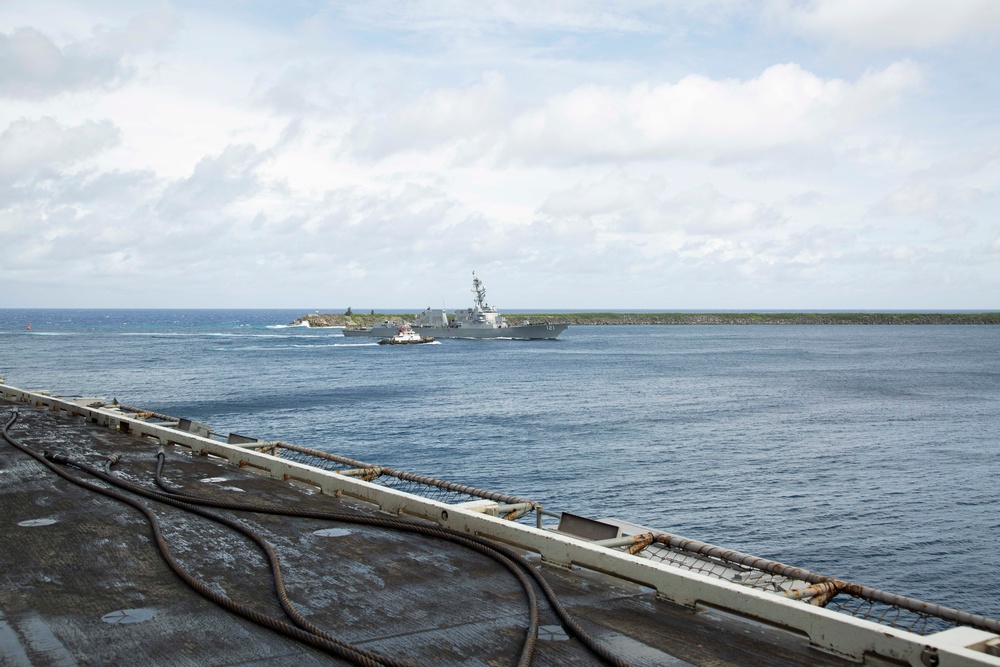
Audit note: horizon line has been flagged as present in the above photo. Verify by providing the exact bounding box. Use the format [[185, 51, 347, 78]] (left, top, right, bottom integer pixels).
[[2, 307, 999, 313]]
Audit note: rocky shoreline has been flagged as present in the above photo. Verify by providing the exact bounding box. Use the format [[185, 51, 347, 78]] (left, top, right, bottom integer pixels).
[[291, 312, 1000, 327]]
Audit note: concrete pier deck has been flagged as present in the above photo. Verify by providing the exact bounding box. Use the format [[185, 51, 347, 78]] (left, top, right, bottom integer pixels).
[[2, 392, 994, 666]]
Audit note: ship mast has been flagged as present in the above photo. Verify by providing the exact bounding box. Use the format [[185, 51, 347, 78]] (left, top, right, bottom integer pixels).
[[472, 271, 487, 309]]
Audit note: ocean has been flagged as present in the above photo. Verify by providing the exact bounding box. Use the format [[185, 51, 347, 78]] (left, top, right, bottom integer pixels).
[[1, 308, 998, 622]]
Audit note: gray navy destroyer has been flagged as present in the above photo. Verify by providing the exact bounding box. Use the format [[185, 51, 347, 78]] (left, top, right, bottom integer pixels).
[[343, 273, 568, 340]]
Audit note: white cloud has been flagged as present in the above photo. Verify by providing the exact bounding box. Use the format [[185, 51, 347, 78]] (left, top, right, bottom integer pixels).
[[541, 176, 781, 235], [502, 61, 922, 163], [870, 183, 989, 217], [106, 8, 183, 55], [0, 10, 180, 99], [510, 62, 920, 160], [774, 0, 1000, 49], [0, 27, 125, 98], [1, 3, 998, 308], [541, 171, 665, 218], [254, 64, 352, 116], [0, 117, 121, 177], [669, 185, 784, 234], [336, 1, 745, 37], [348, 72, 512, 159], [156, 144, 267, 221], [338, 61, 922, 166]]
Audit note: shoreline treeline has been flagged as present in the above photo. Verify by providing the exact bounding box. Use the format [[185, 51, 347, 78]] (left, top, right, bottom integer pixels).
[[291, 312, 1000, 327]]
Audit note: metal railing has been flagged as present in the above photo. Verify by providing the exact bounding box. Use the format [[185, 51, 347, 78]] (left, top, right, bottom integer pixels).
[[224, 431, 1000, 637], [599, 531, 998, 636], [273, 442, 538, 521]]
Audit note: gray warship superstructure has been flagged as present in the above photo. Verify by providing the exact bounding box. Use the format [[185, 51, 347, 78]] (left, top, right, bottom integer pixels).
[[343, 273, 568, 339]]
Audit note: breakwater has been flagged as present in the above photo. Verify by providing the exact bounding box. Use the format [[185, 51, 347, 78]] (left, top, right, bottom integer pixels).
[[291, 312, 1000, 327]]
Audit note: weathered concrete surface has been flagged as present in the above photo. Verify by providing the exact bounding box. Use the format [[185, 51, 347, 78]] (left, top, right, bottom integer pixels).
[[0, 397, 853, 666]]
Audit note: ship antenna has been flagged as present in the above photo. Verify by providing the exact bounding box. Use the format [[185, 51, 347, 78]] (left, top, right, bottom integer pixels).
[[472, 271, 487, 308]]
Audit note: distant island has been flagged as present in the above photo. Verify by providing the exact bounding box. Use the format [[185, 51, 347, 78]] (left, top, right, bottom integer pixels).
[[292, 312, 1000, 327]]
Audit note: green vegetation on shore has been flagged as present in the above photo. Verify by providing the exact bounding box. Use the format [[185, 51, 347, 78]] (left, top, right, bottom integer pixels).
[[292, 311, 1000, 327]]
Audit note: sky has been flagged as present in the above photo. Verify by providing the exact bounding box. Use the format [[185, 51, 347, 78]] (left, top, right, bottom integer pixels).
[[1, 1, 999, 310]]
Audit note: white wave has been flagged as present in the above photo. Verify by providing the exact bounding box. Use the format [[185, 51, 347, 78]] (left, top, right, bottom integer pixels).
[[216, 342, 379, 351], [321, 345, 377, 350], [378, 340, 443, 346], [267, 321, 310, 329], [119, 332, 299, 339]]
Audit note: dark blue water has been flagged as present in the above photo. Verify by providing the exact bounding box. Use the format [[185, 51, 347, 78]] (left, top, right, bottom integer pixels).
[[2, 309, 998, 620]]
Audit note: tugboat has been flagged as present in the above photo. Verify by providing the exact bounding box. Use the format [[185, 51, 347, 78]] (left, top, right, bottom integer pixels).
[[377, 324, 436, 346]]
